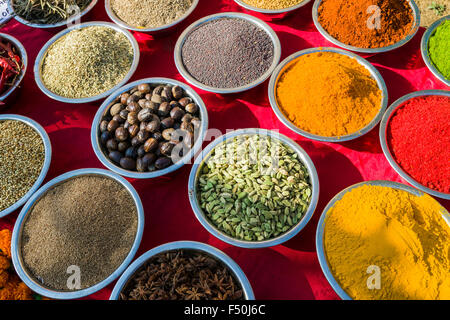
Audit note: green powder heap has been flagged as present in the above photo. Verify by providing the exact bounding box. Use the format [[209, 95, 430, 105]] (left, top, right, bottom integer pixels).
[[41, 26, 134, 99], [428, 19, 450, 80]]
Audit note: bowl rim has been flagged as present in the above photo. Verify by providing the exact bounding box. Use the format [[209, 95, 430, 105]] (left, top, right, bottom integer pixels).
[[174, 12, 282, 94], [9, 0, 98, 29], [104, 0, 199, 33], [188, 128, 320, 249], [268, 47, 389, 142], [234, 0, 312, 14], [312, 0, 421, 53], [0, 114, 51, 218], [109, 241, 255, 300], [0, 33, 28, 102], [11, 168, 145, 300], [315, 180, 450, 300], [379, 90, 450, 200], [91, 77, 209, 179], [33, 21, 140, 104], [420, 15, 450, 86]]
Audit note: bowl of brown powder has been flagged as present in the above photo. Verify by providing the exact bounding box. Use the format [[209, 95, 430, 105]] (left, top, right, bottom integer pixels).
[[105, 0, 199, 34], [11, 168, 144, 299], [34, 21, 140, 104]]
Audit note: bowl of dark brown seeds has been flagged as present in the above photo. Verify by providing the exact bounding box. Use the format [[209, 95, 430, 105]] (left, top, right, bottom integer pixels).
[[110, 241, 254, 300], [91, 77, 208, 179]]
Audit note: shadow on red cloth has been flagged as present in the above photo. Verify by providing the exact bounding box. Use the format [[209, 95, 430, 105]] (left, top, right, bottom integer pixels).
[[283, 141, 363, 252]]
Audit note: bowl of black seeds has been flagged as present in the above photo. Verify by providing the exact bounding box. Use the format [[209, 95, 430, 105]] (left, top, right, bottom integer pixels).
[[91, 77, 208, 179], [174, 12, 281, 94], [110, 241, 254, 300], [11, 168, 145, 300]]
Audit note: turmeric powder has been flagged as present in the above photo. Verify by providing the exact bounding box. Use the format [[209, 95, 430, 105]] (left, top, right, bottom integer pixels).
[[324, 185, 450, 300], [275, 51, 382, 137], [0, 229, 33, 300], [242, 0, 304, 10]]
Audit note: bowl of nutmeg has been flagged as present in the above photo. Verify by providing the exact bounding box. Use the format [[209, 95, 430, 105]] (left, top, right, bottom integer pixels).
[[91, 77, 208, 179]]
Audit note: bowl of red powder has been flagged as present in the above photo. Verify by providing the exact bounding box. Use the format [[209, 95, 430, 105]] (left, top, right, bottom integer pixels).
[[313, 0, 421, 53], [380, 90, 450, 200]]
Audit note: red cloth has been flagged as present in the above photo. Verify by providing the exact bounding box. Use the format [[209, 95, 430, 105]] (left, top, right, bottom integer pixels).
[[1, 0, 448, 300]]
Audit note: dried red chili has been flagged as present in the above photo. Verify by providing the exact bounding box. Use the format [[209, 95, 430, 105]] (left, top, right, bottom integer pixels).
[[0, 39, 22, 97], [387, 95, 450, 194]]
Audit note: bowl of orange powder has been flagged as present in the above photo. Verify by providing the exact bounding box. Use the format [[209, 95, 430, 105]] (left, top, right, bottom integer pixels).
[[312, 0, 420, 53], [268, 47, 388, 142]]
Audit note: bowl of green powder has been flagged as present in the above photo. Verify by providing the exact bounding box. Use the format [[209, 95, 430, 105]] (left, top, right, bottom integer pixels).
[[34, 21, 140, 104], [188, 128, 319, 249], [421, 15, 450, 86], [105, 0, 199, 34]]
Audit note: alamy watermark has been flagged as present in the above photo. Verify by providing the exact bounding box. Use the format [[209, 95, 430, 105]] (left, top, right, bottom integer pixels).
[[366, 265, 381, 290]]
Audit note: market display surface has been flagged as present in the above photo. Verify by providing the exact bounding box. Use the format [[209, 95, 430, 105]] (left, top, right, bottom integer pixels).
[[0, 0, 449, 300]]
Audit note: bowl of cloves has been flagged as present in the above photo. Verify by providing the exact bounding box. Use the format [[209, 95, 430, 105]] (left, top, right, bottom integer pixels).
[[91, 77, 208, 179], [110, 241, 255, 300], [0, 33, 27, 107]]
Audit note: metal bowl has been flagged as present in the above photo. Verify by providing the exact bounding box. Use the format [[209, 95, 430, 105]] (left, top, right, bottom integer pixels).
[[91, 77, 209, 179], [110, 241, 255, 300], [0, 33, 27, 106], [421, 15, 450, 86], [312, 0, 421, 54], [188, 128, 320, 249], [316, 180, 450, 300], [9, 0, 98, 29], [234, 0, 311, 18], [379, 90, 450, 200], [0, 114, 51, 218], [11, 168, 145, 300], [174, 12, 281, 94], [34, 21, 140, 104], [105, 0, 199, 34], [268, 47, 388, 142]]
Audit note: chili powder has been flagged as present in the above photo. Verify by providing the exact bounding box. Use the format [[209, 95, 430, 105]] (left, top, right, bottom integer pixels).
[[387, 95, 450, 194], [318, 0, 414, 48]]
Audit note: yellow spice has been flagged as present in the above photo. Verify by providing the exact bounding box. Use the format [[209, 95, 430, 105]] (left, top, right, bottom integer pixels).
[[242, 0, 304, 10], [324, 185, 450, 300]]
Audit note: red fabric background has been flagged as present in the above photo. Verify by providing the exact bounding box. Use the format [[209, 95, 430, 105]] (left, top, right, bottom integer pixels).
[[1, 0, 448, 300]]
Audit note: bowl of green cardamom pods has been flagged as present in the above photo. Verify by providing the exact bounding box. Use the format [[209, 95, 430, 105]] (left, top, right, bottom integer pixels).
[[188, 128, 319, 249]]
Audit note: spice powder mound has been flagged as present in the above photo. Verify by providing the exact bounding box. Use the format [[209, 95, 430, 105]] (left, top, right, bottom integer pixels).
[[276, 51, 382, 137], [0, 120, 45, 212], [110, 0, 193, 29], [242, 0, 305, 10], [21, 175, 138, 291], [387, 95, 450, 194], [41, 26, 134, 99], [324, 185, 450, 300], [119, 250, 244, 300], [318, 0, 414, 48]]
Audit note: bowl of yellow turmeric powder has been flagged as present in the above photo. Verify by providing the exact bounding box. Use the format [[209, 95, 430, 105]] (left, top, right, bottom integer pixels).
[[234, 0, 312, 18], [268, 47, 388, 142], [316, 180, 450, 300]]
